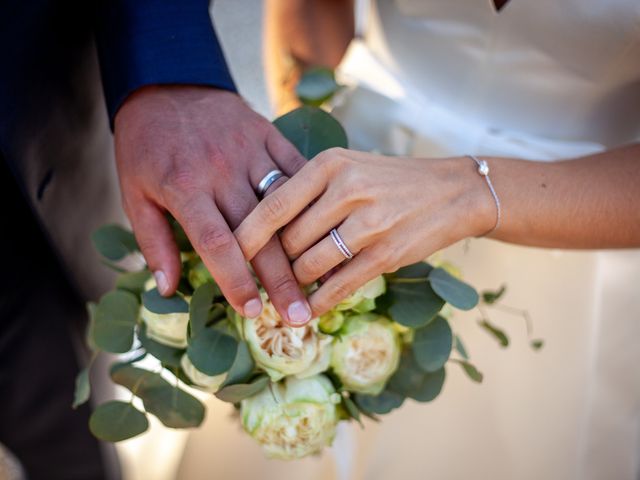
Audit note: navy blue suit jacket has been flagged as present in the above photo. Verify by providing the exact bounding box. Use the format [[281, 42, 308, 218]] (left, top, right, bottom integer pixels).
[[0, 0, 236, 298]]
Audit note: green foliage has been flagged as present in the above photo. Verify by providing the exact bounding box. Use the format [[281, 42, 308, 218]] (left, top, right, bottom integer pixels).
[[137, 323, 184, 368], [453, 360, 484, 383], [92, 225, 138, 261], [72, 366, 91, 409], [478, 319, 509, 347], [412, 316, 453, 372], [215, 375, 269, 403], [187, 328, 238, 376], [482, 285, 507, 305], [142, 288, 189, 314], [110, 364, 205, 428], [295, 67, 341, 106], [116, 270, 151, 296], [388, 349, 446, 402], [169, 216, 193, 252], [388, 280, 444, 328], [530, 339, 544, 351], [189, 283, 217, 337], [89, 401, 149, 442], [221, 341, 255, 387], [273, 106, 348, 160], [428, 267, 479, 310], [92, 291, 139, 353], [353, 390, 405, 415], [341, 395, 363, 426], [453, 335, 469, 360]]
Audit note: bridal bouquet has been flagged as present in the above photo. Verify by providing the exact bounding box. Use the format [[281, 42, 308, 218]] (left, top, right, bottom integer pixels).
[[74, 69, 540, 459]]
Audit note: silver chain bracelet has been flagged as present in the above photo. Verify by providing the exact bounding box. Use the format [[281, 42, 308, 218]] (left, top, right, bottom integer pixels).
[[468, 155, 501, 237]]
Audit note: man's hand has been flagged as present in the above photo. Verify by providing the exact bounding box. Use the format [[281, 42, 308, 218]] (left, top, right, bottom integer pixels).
[[114, 85, 312, 326]]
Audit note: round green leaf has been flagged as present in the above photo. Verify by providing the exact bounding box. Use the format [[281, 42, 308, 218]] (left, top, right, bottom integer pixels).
[[353, 390, 405, 415], [388, 350, 446, 402], [412, 316, 453, 372], [187, 328, 238, 376], [72, 367, 91, 409], [295, 67, 340, 106], [92, 290, 139, 353], [220, 341, 255, 387], [110, 364, 205, 428], [92, 225, 138, 261], [394, 262, 433, 279], [89, 401, 149, 442], [189, 283, 216, 337], [116, 270, 151, 296], [137, 323, 184, 368], [273, 106, 348, 160], [142, 288, 189, 314], [388, 281, 444, 328], [428, 267, 479, 310], [215, 375, 269, 403]]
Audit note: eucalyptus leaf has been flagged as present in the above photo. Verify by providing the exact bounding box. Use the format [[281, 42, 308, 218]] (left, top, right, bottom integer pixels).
[[393, 262, 433, 279], [116, 270, 151, 296], [353, 390, 405, 415], [388, 281, 444, 328], [478, 319, 509, 347], [137, 323, 184, 368], [189, 283, 216, 337], [388, 350, 446, 402], [72, 366, 91, 409], [530, 339, 544, 351], [428, 267, 479, 310], [89, 401, 149, 442], [482, 285, 507, 305], [453, 335, 469, 360], [142, 288, 189, 314], [92, 290, 139, 353], [110, 364, 205, 428], [215, 375, 269, 403], [221, 341, 255, 387], [187, 328, 238, 376], [92, 225, 138, 261], [295, 67, 340, 106], [453, 360, 483, 383], [412, 316, 453, 372], [273, 106, 348, 160]]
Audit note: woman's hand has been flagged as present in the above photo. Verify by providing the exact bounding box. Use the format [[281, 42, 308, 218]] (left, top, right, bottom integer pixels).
[[235, 148, 495, 316]]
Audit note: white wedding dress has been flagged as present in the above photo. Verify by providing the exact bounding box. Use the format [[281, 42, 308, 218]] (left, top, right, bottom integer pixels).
[[177, 1, 640, 479]]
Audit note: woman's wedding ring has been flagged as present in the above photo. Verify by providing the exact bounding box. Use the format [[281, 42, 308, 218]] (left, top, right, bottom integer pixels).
[[330, 228, 354, 260]]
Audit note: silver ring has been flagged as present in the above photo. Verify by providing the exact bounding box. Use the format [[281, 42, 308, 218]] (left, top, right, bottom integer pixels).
[[330, 228, 353, 260], [257, 169, 284, 197]]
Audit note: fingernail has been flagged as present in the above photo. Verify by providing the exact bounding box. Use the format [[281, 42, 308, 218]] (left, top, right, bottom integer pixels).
[[244, 298, 263, 318], [154, 270, 169, 295], [287, 300, 312, 326]]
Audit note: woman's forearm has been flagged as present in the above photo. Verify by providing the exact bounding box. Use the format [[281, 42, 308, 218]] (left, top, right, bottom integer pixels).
[[264, 0, 354, 114], [482, 143, 640, 248]]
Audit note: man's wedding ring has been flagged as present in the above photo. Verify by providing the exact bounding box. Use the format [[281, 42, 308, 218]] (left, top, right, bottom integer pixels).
[[330, 228, 354, 260], [256, 169, 284, 198]]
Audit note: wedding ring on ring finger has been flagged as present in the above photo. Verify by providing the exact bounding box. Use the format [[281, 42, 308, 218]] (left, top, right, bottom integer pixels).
[[256, 169, 284, 198], [330, 228, 354, 260]]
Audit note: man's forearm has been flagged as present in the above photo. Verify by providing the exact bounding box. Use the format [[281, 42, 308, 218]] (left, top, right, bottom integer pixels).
[[264, 0, 354, 114]]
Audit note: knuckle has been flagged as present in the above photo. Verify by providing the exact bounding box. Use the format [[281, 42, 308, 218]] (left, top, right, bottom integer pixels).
[[261, 194, 286, 223], [267, 274, 299, 296], [223, 279, 254, 301], [294, 254, 324, 281], [327, 280, 353, 303], [279, 231, 299, 257], [160, 165, 198, 200], [198, 227, 235, 257]]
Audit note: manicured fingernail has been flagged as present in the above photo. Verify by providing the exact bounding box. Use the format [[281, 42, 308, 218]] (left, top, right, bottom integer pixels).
[[154, 270, 169, 295], [244, 298, 263, 318], [288, 300, 312, 326]]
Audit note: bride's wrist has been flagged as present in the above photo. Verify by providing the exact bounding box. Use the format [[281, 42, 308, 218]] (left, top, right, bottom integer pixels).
[[448, 156, 499, 238]]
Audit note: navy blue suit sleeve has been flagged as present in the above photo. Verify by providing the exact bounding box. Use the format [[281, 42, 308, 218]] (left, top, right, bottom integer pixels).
[[95, 0, 237, 126]]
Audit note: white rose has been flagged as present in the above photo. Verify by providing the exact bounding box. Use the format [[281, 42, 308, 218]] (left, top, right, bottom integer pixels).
[[330, 313, 401, 395], [241, 375, 340, 459], [242, 295, 332, 381], [180, 354, 226, 393], [140, 281, 189, 348], [335, 275, 386, 312]]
